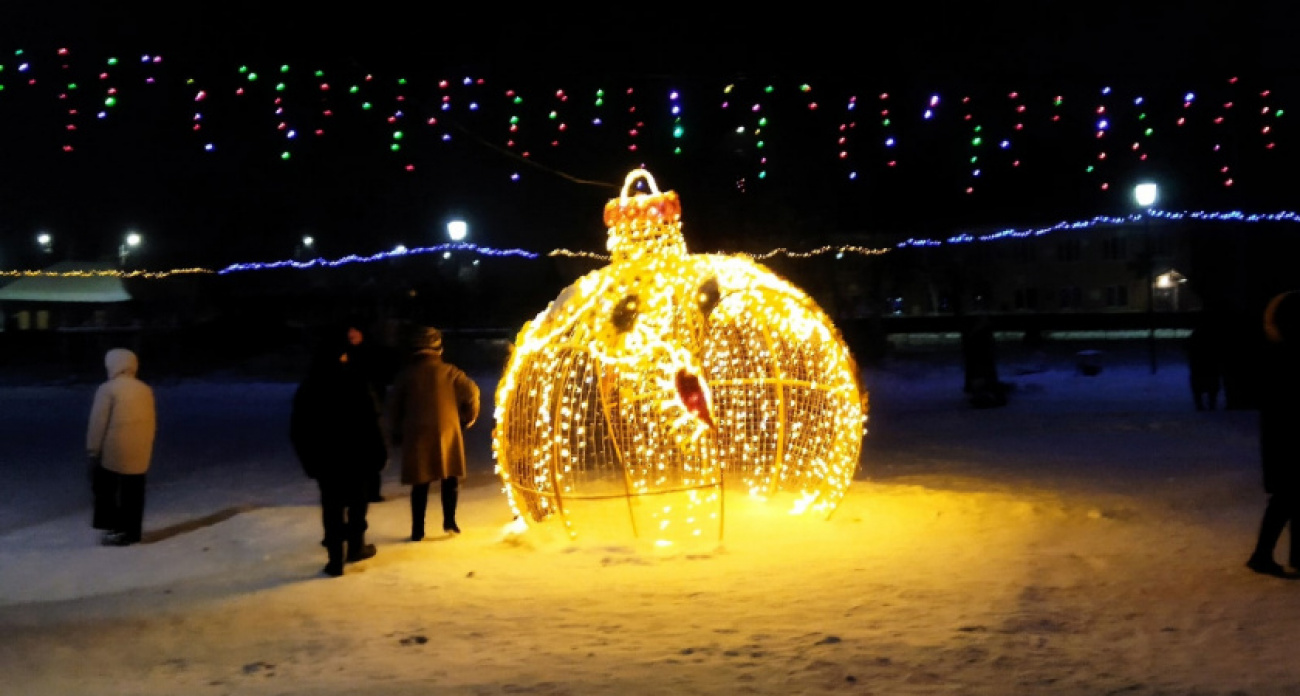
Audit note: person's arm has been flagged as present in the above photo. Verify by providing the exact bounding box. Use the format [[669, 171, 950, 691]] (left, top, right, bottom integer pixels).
[[85, 384, 112, 459], [454, 369, 481, 428]]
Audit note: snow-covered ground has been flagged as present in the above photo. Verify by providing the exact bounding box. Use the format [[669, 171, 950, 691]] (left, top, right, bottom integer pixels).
[[2, 337, 1295, 696]]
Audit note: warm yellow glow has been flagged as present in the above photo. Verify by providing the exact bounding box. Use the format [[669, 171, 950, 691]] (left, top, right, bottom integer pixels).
[[492, 169, 868, 545]]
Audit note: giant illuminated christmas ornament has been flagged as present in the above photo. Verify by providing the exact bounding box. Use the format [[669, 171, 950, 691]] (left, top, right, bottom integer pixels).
[[492, 169, 867, 545]]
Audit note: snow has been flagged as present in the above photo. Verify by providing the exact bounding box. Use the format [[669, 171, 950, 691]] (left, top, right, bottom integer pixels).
[[1, 337, 1295, 696]]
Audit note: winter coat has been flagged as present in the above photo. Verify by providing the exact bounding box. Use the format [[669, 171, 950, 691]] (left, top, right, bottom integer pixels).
[[86, 348, 156, 475], [1259, 291, 1300, 495], [386, 349, 480, 485], [290, 349, 388, 482]]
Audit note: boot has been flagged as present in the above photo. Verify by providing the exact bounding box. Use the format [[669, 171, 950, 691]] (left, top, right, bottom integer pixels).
[[323, 542, 344, 577], [441, 477, 460, 534], [410, 483, 428, 541], [346, 535, 377, 563]]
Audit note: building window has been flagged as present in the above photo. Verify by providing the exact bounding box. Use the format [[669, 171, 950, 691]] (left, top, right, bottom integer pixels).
[[1056, 239, 1081, 262], [1010, 240, 1037, 263], [1058, 286, 1083, 309], [1105, 285, 1129, 307], [1101, 236, 1127, 261], [1013, 287, 1039, 310]]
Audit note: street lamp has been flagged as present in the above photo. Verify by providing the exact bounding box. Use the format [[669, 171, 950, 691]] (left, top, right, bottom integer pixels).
[[36, 232, 53, 255], [1134, 183, 1158, 374], [447, 219, 468, 242], [119, 232, 142, 268]]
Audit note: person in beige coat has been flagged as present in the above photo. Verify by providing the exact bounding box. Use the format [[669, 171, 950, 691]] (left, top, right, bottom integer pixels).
[[86, 348, 157, 546], [386, 326, 479, 540]]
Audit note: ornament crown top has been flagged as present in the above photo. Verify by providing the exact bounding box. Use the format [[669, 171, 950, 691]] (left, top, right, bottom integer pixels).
[[603, 169, 686, 262]]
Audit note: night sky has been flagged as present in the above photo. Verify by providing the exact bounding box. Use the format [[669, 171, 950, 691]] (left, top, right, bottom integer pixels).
[[2, 2, 1297, 270]]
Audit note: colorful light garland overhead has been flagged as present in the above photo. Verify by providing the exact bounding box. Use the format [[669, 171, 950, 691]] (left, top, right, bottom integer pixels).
[[1, 46, 1288, 201]]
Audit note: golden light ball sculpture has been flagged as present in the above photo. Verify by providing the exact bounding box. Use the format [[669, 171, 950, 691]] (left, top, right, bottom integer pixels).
[[492, 169, 867, 546]]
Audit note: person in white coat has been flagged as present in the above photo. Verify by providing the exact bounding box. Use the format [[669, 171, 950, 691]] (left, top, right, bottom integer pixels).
[[86, 348, 157, 546]]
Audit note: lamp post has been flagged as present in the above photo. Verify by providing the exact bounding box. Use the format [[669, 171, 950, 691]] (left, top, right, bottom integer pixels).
[[119, 232, 142, 268], [1134, 183, 1158, 374], [446, 219, 468, 242], [36, 232, 53, 256]]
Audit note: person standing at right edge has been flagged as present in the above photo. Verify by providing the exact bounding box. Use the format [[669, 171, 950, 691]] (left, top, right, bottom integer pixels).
[[1247, 290, 1300, 577], [387, 326, 480, 540]]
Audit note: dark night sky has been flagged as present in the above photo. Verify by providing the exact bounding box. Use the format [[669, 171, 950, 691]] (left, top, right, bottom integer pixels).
[[2, 2, 1298, 268]]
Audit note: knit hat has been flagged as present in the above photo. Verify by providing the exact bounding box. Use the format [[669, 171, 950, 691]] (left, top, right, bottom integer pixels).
[[409, 326, 443, 354]]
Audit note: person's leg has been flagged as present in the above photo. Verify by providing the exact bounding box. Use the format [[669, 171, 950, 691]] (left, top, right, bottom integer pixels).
[[345, 482, 375, 562], [319, 480, 346, 576], [410, 482, 430, 541], [1285, 493, 1300, 571], [441, 477, 460, 534], [117, 473, 147, 543], [91, 463, 117, 531], [1249, 493, 1289, 574]]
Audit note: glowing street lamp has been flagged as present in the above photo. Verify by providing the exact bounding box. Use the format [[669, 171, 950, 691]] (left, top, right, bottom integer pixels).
[[1134, 182, 1158, 374], [446, 219, 468, 242], [119, 232, 142, 268], [36, 232, 53, 255], [1134, 182, 1158, 208], [295, 234, 315, 259]]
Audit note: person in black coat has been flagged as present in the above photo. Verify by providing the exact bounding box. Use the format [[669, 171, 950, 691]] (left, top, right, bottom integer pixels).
[[1186, 313, 1225, 411], [290, 330, 389, 577], [343, 318, 391, 503], [1247, 290, 1300, 576]]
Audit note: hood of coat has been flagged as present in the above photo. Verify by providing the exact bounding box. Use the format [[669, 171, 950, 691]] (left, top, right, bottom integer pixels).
[[1265, 291, 1300, 344], [104, 348, 139, 379]]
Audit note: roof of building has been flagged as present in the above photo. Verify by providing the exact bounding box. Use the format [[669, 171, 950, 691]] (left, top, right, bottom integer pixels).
[[0, 261, 131, 303]]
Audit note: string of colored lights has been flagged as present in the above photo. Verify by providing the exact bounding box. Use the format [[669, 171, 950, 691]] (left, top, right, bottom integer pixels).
[[6, 208, 1300, 279], [2, 48, 1288, 199]]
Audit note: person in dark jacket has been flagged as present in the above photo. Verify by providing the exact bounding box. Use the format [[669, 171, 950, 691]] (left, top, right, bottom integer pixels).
[[1186, 313, 1225, 411], [290, 329, 389, 577], [386, 326, 480, 540], [1247, 290, 1300, 576], [343, 318, 390, 503]]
